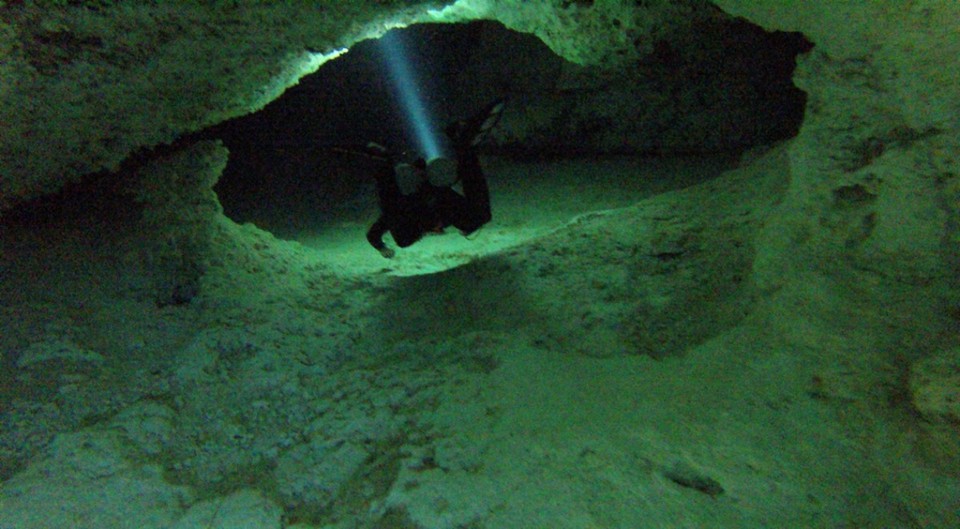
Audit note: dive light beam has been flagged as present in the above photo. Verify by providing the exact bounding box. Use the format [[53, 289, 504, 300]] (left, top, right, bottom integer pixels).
[[378, 31, 443, 160]]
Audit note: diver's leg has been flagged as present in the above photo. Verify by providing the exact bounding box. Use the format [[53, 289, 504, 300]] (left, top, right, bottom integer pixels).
[[373, 163, 425, 247], [454, 149, 491, 233]]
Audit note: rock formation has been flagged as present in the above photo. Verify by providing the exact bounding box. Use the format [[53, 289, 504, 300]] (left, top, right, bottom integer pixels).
[[1, 0, 958, 527]]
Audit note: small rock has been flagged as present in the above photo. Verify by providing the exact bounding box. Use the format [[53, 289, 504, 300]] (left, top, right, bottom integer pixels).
[[909, 346, 960, 470], [171, 489, 282, 529], [275, 438, 368, 518], [662, 461, 725, 497], [910, 346, 960, 425], [111, 401, 176, 456], [17, 339, 104, 371]]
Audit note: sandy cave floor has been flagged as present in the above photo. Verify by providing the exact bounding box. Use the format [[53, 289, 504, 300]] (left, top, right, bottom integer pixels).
[[256, 155, 738, 277], [1, 149, 957, 528]]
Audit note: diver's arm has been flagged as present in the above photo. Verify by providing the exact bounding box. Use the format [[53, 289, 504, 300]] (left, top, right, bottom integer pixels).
[[366, 216, 395, 258]]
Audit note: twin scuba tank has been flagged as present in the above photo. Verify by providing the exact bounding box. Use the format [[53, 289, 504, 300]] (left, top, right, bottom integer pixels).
[[394, 156, 458, 196]]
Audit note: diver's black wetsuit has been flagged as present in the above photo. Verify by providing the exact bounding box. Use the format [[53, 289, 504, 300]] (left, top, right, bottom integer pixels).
[[366, 147, 491, 251]]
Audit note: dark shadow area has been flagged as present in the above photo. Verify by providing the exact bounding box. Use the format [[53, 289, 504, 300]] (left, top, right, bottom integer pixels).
[[0, 171, 140, 244], [0, 170, 199, 482], [0, 172, 158, 391], [0, 173, 146, 307], [370, 254, 542, 342]]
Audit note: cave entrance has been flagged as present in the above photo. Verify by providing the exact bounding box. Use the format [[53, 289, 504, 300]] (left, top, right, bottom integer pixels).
[[206, 18, 811, 275]]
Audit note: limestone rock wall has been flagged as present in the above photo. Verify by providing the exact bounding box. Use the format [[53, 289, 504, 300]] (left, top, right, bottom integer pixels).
[[452, 0, 959, 483], [433, 0, 707, 68], [129, 140, 227, 307], [910, 346, 960, 473], [442, 1, 960, 317], [1, 1, 959, 524], [706, 0, 960, 304], [710, 0, 960, 484]]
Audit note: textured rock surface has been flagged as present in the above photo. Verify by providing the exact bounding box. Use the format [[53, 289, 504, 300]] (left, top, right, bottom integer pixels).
[[275, 438, 371, 520], [170, 489, 283, 529], [16, 337, 105, 370], [911, 346, 960, 471], [0, 429, 282, 529], [710, 0, 960, 513], [433, 0, 704, 68], [1, 1, 959, 526], [129, 139, 227, 306], [912, 346, 960, 425], [693, 1, 960, 325], [0, 430, 191, 529]]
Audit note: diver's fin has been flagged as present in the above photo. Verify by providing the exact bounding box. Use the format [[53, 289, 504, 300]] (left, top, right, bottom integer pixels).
[[445, 99, 506, 148]]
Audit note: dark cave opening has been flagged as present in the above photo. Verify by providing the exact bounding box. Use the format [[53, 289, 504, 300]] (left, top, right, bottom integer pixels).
[[204, 18, 812, 243]]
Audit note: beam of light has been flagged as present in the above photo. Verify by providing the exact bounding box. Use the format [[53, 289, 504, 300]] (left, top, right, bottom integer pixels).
[[378, 30, 444, 160]]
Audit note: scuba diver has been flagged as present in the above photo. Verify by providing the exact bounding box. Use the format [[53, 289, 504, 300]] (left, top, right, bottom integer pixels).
[[364, 99, 505, 258]]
